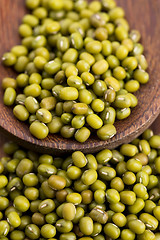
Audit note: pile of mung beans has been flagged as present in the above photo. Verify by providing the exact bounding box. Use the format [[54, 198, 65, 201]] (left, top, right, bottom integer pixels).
[[2, 0, 149, 142], [0, 128, 160, 239]]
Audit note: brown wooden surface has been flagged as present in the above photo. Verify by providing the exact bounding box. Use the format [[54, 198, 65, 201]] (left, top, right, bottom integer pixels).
[[0, 0, 160, 155]]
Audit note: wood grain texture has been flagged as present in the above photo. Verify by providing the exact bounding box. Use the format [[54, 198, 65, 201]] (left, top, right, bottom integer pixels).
[[0, 134, 7, 158], [0, 0, 160, 155]]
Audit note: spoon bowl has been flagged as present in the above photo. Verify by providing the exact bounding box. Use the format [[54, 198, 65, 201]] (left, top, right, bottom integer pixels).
[[0, 0, 160, 155]]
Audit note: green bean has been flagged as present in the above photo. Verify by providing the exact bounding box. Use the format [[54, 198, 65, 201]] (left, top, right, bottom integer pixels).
[[2, 52, 17, 66], [30, 121, 49, 139], [97, 124, 116, 140], [104, 223, 120, 239], [79, 217, 93, 235], [3, 88, 16, 106], [139, 213, 158, 231], [2, 77, 17, 90], [14, 196, 30, 212], [13, 105, 29, 121]]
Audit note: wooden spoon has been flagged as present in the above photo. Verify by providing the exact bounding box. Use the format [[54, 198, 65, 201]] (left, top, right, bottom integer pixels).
[[0, 0, 160, 155], [1, 115, 160, 158]]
